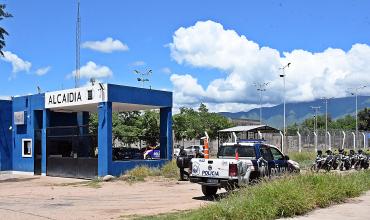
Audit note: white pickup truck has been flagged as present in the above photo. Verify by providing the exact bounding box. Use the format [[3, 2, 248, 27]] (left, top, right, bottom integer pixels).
[[189, 140, 300, 196]]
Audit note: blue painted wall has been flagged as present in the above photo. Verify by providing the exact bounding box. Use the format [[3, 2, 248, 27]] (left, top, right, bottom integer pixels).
[[108, 84, 172, 107], [0, 100, 13, 171], [98, 102, 112, 176], [12, 94, 44, 172]]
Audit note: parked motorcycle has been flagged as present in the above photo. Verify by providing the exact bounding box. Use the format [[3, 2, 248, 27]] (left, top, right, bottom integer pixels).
[[354, 150, 369, 170]]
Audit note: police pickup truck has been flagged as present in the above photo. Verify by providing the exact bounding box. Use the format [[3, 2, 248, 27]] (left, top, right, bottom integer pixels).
[[189, 140, 300, 196]]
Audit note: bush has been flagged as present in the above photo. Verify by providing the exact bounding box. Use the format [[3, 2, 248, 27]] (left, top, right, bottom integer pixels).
[[161, 160, 179, 179], [124, 166, 154, 182], [122, 161, 179, 182], [138, 171, 370, 220]]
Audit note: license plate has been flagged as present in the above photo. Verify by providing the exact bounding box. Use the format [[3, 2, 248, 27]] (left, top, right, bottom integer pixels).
[[207, 179, 218, 184]]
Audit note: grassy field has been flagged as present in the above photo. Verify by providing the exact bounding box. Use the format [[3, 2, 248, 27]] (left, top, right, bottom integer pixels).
[[288, 151, 316, 169], [137, 170, 370, 220]]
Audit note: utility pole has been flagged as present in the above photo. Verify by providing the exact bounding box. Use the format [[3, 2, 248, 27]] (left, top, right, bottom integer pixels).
[[253, 82, 270, 124], [311, 106, 321, 133], [75, 1, 81, 88], [321, 97, 333, 148], [279, 63, 291, 137]]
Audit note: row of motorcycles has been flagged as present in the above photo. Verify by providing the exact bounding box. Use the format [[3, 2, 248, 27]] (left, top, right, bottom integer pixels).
[[311, 149, 370, 172]]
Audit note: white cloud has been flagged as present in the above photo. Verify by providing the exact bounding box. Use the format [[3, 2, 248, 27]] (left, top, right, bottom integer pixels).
[[82, 37, 129, 53], [35, 66, 51, 76], [1, 51, 32, 78], [0, 96, 11, 100], [161, 67, 172, 74], [131, 61, 146, 66], [169, 20, 370, 112], [69, 61, 113, 79]]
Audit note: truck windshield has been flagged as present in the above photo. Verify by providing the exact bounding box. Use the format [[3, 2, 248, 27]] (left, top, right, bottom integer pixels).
[[218, 145, 255, 158]]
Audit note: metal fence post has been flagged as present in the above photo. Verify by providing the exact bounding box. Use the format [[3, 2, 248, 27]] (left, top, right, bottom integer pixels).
[[327, 131, 331, 150], [280, 131, 284, 153], [297, 131, 301, 153], [352, 132, 356, 150], [342, 131, 346, 149], [362, 132, 366, 150], [314, 132, 318, 152]]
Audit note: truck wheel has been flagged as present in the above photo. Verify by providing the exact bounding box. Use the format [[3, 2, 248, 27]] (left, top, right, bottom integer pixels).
[[201, 185, 218, 197]]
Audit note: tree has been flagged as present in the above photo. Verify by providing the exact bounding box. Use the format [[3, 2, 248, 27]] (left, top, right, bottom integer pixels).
[[358, 108, 370, 131], [173, 103, 233, 141], [0, 4, 12, 56], [139, 110, 160, 146], [330, 115, 356, 130]]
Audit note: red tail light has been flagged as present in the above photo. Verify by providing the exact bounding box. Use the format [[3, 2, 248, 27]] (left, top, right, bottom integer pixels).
[[229, 164, 237, 177]]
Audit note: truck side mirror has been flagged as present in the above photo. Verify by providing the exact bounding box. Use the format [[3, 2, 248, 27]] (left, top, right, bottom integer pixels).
[[284, 155, 290, 160]]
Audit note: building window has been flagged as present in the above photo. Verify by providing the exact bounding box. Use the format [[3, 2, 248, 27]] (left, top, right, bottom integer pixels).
[[22, 139, 32, 158]]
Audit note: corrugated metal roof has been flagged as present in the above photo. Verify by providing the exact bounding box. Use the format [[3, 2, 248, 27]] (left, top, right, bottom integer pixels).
[[218, 125, 280, 133]]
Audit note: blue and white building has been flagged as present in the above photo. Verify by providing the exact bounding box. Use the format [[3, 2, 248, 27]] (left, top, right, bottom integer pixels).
[[0, 84, 172, 178]]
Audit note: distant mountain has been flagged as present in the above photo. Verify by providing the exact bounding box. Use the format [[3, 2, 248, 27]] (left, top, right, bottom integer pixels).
[[219, 96, 370, 129]]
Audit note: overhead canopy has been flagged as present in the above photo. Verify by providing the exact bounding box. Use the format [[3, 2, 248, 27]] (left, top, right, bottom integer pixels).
[[218, 125, 280, 133]]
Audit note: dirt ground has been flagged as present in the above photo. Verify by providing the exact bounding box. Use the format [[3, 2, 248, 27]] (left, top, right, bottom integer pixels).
[[2, 174, 370, 220], [0, 174, 212, 220]]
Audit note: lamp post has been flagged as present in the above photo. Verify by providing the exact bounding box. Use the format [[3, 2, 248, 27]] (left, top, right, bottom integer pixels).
[[133, 69, 152, 88], [279, 63, 291, 137], [347, 85, 367, 137], [253, 82, 270, 124]]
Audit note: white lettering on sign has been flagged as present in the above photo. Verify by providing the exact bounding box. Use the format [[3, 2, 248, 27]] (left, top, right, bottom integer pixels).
[[45, 84, 108, 109]]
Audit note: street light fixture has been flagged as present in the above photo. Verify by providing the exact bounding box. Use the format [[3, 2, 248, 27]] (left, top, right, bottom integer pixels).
[[134, 69, 152, 88], [253, 82, 270, 124], [279, 62, 291, 137]]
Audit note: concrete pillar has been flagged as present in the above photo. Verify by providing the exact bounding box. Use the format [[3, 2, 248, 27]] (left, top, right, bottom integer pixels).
[[41, 109, 50, 175], [160, 107, 172, 160], [98, 102, 112, 176]]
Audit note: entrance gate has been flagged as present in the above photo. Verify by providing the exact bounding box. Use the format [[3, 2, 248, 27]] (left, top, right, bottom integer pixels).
[[46, 125, 98, 179]]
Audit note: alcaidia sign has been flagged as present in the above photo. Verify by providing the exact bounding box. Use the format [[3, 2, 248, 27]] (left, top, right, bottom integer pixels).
[[45, 84, 108, 109]]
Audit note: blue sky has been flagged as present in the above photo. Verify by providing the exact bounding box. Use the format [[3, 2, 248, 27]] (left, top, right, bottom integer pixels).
[[1, 1, 370, 112]]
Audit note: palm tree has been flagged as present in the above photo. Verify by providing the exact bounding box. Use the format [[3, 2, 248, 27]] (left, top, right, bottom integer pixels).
[[0, 4, 12, 56]]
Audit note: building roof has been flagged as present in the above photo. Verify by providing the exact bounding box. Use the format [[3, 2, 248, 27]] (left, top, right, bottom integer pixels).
[[218, 125, 280, 133]]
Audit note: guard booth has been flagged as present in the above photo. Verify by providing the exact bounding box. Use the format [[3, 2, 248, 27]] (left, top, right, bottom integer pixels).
[[0, 84, 172, 179]]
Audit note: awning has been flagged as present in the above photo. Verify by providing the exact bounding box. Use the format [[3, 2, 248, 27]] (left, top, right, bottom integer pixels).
[[218, 125, 280, 133]]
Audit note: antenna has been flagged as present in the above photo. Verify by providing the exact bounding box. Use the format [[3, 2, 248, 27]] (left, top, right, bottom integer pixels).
[[75, 1, 81, 88]]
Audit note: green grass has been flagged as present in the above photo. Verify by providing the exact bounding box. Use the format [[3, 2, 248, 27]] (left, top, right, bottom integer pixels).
[[288, 151, 316, 169], [136, 171, 370, 220], [121, 161, 179, 182]]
